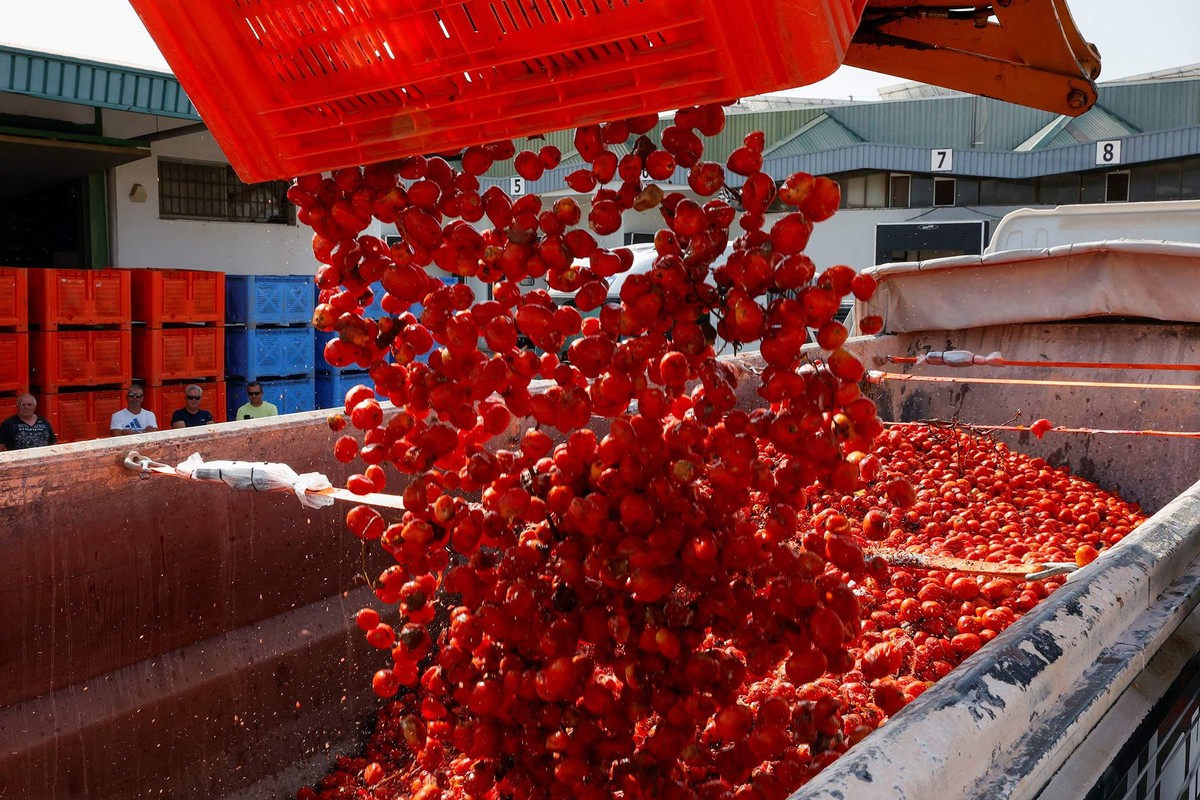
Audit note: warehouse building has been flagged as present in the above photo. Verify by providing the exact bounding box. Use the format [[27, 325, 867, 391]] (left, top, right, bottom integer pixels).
[[482, 65, 1200, 270], [3, 43, 1199, 275]]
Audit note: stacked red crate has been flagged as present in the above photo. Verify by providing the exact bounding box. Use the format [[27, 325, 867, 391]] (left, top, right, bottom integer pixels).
[[0, 269, 29, 406], [24, 269, 133, 444], [130, 269, 227, 425], [40, 388, 128, 443]]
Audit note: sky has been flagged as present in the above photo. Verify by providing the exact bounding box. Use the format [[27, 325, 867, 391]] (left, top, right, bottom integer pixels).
[[2, 0, 1198, 99]]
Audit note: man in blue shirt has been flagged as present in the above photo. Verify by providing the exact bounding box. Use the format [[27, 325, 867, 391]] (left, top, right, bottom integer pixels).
[[171, 384, 215, 428]]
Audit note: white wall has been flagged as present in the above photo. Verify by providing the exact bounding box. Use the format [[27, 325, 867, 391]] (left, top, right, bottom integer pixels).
[[95, 107, 1020, 280], [109, 124, 344, 276]]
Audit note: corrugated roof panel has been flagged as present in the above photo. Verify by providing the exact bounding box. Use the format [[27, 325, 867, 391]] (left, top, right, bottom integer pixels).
[[762, 127, 1200, 180], [0, 45, 198, 120], [1130, 126, 1200, 163], [964, 98, 1046, 150], [702, 108, 827, 159], [764, 114, 864, 158], [1015, 115, 1071, 151], [827, 96, 1059, 152], [480, 76, 1200, 184], [1046, 105, 1140, 148], [1099, 80, 1200, 132], [827, 98, 968, 147]]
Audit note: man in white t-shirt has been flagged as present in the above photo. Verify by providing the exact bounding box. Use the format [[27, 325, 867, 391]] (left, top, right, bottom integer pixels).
[[110, 386, 159, 436]]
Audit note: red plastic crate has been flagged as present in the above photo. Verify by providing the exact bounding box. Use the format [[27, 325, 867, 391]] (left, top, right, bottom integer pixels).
[[127, 0, 866, 183], [30, 329, 133, 391], [0, 268, 28, 330], [0, 332, 29, 393], [40, 388, 130, 444], [130, 269, 226, 327], [147, 380, 228, 425], [29, 269, 132, 330], [133, 327, 225, 385]]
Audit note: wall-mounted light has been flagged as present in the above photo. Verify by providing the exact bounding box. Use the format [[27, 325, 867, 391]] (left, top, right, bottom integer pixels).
[[129, 183, 148, 203]]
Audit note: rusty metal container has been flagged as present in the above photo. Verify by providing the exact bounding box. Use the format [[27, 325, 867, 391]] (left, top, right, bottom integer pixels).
[[4, 241, 1200, 799]]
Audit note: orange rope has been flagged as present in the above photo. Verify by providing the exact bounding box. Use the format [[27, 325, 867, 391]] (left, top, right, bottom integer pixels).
[[887, 355, 1200, 372], [884, 420, 1200, 440], [867, 370, 1200, 392]]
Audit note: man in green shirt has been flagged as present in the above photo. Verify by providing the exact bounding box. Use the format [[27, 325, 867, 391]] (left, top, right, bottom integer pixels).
[[235, 382, 279, 419]]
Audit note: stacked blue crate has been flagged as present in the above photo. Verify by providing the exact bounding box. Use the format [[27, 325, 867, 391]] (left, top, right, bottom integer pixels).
[[313, 279, 447, 410], [226, 275, 313, 327], [225, 275, 316, 419], [314, 281, 381, 411], [315, 371, 385, 410]]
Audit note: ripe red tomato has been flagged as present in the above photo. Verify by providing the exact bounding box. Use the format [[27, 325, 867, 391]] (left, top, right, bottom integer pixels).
[[332, 435, 358, 463]]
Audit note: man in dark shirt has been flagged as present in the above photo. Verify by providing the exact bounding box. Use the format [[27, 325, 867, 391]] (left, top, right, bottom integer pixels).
[[0, 393, 57, 450], [170, 384, 215, 428]]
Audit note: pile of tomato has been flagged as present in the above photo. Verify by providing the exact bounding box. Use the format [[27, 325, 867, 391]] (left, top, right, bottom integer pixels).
[[287, 104, 1145, 799]]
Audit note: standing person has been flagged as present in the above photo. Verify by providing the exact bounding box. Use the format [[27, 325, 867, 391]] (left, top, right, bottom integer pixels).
[[235, 381, 278, 420], [171, 384, 215, 428], [110, 385, 159, 436], [0, 393, 57, 451]]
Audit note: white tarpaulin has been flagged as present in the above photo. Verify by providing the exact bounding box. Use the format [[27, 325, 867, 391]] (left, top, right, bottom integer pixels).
[[855, 241, 1200, 335]]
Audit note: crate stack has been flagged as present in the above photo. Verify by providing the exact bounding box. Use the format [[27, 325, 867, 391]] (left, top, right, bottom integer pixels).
[[28, 269, 133, 443], [131, 269, 227, 426], [311, 277, 451, 409], [0, 268, 30, 408], [314, 281, 386, 410], [225, 275, 317, 420]]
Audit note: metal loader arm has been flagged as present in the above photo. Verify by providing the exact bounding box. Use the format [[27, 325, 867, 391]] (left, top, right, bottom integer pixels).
[[847, 0, 1101, 115]]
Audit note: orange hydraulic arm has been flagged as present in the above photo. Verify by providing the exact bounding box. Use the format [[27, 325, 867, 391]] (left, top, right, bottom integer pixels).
[[846, 0, 1101, 115]]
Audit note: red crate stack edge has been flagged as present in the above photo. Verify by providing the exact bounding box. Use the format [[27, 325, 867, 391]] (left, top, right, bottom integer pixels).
[[2, 269, 233, 443], [29, 269, 132, 331], [23, 268, 133, 444], [131, 268, 228, 425], [0, 268, 29, 397], [41, 388, 129, 444]]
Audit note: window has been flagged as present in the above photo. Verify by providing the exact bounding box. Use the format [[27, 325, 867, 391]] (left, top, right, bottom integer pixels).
[[1105, 171, 1130, 203], [1155, 163, 1182, 201], [1038, 174, 1082, 205], [864, 174, 887, 208], [979, 179, 1037, 205], [158, 160, 293, 224], [889, 174, 911, 208], [840, 173, 889, 208], [933, 177, 956, 207], [841, 175, 865, 208], [955, 178, 980, 206], [1127, 166, 1155, 202], [1183, 158, 1200, 200]]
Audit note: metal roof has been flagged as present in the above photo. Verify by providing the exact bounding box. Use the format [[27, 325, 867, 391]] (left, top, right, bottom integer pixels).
[[483, 73, 1200, 186], [824, 95, 1061, 152], [1044, 105, 1141, 148], [487, 125, 1200, 195], [1016, 105, 1140, 151], [761, 126, 1200, 181], [1015, 116, 1074, 152], [763, 114, 864, 158], [0, 44, 198, 120], [1097, 80, 1200, 133]]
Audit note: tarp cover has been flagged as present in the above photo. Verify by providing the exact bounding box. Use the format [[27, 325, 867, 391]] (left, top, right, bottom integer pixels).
[[855, 241, 1200, 335]]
